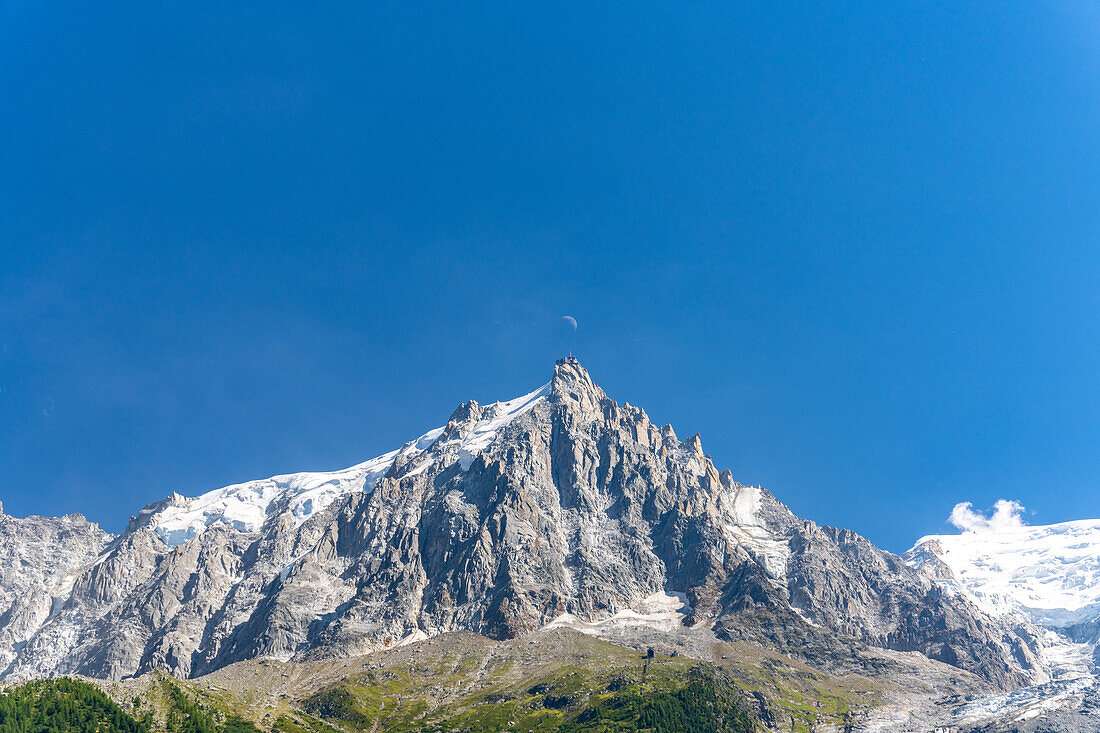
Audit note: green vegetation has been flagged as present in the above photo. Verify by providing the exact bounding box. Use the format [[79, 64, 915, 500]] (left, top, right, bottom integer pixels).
[[0, 632, 882, 733], [286, 635, 876, 732], [558, 668, 756, 733], [710, 643, 869, 733], [163, 683, 219, 733], [270, 717, 310, 733], [162, 682, 258, 733], [0, 677, 267, 733], [220, 718, 259, 733], [299, 690, 367, 730], [0, 678, 149, 733], [302, 660, 759, 732]]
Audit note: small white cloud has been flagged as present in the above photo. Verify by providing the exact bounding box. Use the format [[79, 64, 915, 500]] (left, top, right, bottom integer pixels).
[[948, 499, 1027, 532]]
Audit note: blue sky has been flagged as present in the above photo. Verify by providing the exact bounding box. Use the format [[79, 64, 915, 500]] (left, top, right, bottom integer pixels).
[[2, 2, 1098, 553]]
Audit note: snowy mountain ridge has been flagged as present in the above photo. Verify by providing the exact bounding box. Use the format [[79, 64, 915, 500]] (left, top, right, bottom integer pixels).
[[906, 516, 1100, 628], [148, 383, 550, 547], [905, 507, 1100, 721]]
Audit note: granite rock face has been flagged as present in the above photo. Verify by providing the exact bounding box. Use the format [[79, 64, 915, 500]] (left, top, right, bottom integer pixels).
[[0, 359, 1041, 688], [0, 509, 111, 677]]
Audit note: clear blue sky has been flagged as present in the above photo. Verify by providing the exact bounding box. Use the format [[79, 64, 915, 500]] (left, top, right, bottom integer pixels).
[[2, 2, 1098, 553]]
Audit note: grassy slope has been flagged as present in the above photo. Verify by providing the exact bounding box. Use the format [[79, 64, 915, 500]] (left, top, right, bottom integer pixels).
[[83, 630, 885, 733], [297, 649, 756, 732]]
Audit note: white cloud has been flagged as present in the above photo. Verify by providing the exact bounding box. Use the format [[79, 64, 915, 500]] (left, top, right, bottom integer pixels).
[[948, 499, 1027, 532]]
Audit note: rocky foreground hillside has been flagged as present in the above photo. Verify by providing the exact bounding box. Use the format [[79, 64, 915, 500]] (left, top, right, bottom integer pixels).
[[0, 629, 984, 733], [9, 629, 1097, 733]]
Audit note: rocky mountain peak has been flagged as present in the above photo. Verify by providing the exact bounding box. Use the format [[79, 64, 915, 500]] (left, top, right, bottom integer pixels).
[[0, 360, 1050, 694], [549, 356, 606, 414], [443, 399, 485, 432]]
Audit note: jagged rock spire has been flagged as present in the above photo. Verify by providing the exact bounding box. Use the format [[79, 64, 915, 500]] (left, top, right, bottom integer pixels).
[[550, 356, 606, 414]]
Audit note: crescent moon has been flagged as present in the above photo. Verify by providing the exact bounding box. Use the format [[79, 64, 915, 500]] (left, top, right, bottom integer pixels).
[[561, 315, 578, 331]]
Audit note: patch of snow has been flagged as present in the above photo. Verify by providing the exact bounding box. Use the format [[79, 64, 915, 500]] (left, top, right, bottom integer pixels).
[[43, 573, 79, 626], [146, 384, 549, 547], [721, 485, 791, 580], [1039, 629, 1095, 680], [279, 554, 307, 584], [440, 383, 549, 471], [729, 483, 761, 526], [908, 516, 1100, 688], [150, 428, 443, 547], [413, 427, 445, 450], [396, 629, 429, 647], [542, 591, 693, 635], [950, 676, 1095, 728]]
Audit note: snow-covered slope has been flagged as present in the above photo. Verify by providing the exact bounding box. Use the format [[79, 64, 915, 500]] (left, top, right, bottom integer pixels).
[[149, 383, 550, 546], [438, 383, 549, 470], [906, 519, 1100, 629], [150, 433, 438, 547], [905, 512, 1100, 716]]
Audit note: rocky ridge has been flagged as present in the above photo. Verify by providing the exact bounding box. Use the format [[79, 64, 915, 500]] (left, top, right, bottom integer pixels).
[[0, 359, 1046, 693], [0, 507, 111, 677]]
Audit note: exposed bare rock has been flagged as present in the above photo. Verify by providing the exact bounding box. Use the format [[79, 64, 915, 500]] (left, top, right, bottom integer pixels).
[[0, 358, 1042, 692], [0, 511, 111, 676]]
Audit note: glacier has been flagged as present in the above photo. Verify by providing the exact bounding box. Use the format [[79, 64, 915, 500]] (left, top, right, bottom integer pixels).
[[907, 517, 1100, 628]]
